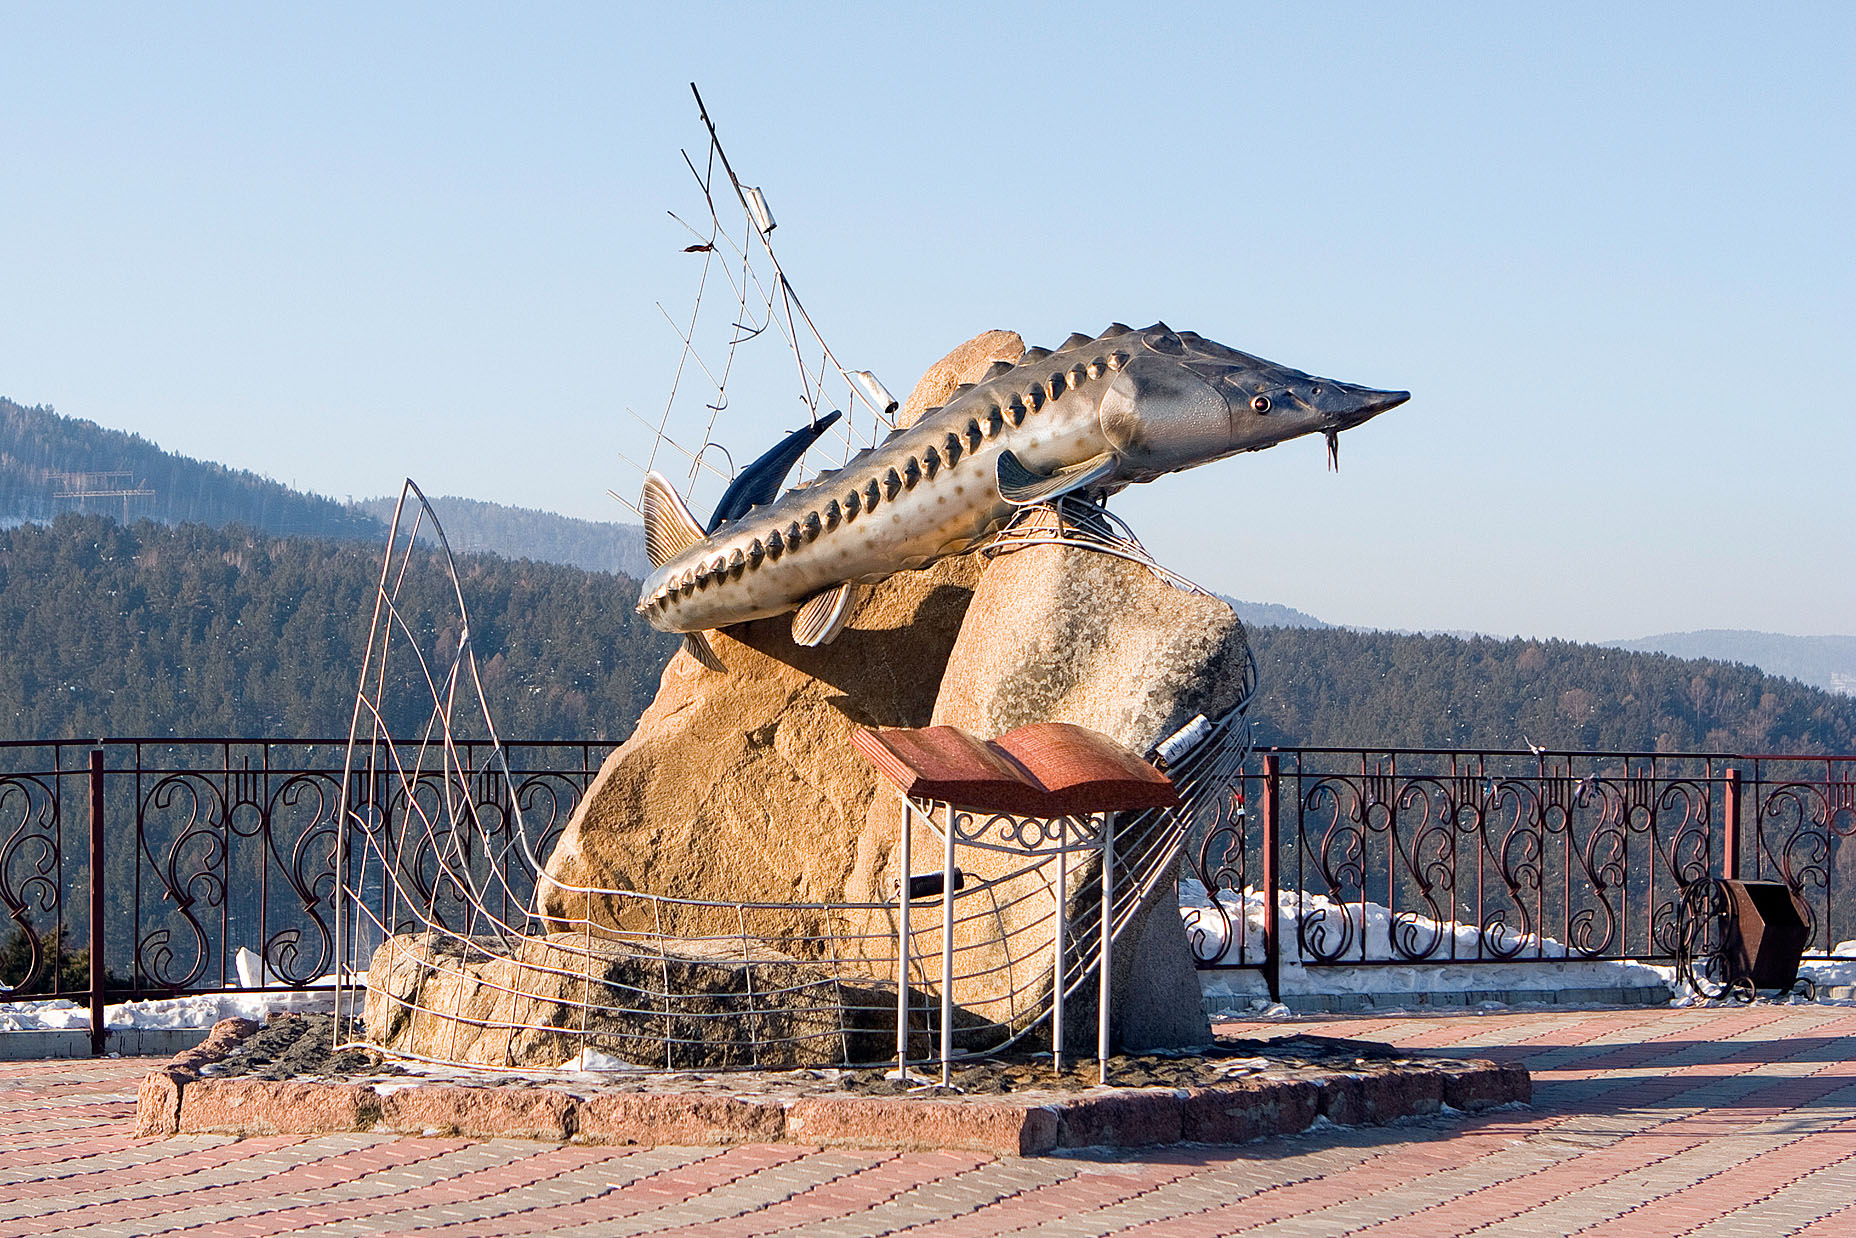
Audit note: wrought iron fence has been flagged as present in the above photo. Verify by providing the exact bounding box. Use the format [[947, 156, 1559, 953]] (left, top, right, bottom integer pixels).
[[4, 738, 1853, 1053], [1184, 749, 1856, 999], [0, 738, 604, 1052]]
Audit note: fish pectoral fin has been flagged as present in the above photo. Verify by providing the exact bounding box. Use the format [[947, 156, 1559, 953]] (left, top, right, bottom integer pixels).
[[995, 450, 1118, 506], [791, 582, 860, 647], [680, 631, 727, 673], [642, 472, 708, 569]]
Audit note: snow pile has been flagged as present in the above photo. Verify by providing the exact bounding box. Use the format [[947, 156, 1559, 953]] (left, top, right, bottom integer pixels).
[[1181, 880, 1670, 1001], [1, 949, 337, 1032], [557, 1047, 646, 1072], [1799, 940, 1856, 991]]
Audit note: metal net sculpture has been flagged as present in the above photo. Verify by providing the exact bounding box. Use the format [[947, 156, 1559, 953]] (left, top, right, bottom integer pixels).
[[333, 483, 1252, 1073], [609, 84, 910, 533]]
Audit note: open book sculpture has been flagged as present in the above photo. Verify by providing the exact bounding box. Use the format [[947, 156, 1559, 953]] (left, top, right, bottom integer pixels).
[[851, 721, 1178, 818]]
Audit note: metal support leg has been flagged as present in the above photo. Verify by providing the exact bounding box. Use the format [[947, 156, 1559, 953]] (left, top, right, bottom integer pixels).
[[1052, 832, 1067, 1075], [896, 800, 912, 1077], [940, 800, 956, 1088], [1098, 811, 1113, 1085]]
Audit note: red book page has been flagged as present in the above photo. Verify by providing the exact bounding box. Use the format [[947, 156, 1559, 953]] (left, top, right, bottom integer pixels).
[[992, 723, 1180, 815], [850, 726, 1043, 814], [853, 722, 1177, 817]]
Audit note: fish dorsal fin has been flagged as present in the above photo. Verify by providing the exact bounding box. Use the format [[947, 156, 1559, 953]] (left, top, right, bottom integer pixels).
[[995, 450, 1117, 506], [641, 472, 708, 569], [681, 631, 727, 672], [707, 409, 843, 533], [791, 582, 859, 647]]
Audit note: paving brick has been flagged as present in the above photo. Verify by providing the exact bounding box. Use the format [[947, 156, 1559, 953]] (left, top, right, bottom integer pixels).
[[331, 1146, 750, 1235], [10, 1004, 1856, 1235]]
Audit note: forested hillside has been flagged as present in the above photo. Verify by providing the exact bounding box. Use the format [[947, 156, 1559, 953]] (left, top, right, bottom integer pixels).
[[1, 397, 381, 540], [0, 514, 674, 741], [1, 397, 658, 577], [2, 511, 1850, 754], [1246, 625, 1856, 754]]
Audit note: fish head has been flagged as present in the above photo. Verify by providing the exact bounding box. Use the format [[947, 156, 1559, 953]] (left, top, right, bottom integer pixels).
[[1098, 325, 1408, 479]]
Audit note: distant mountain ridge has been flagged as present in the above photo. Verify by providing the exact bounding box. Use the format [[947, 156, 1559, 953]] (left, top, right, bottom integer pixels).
[[0, 513, 671, 741], [1218, 597, 1332, 629], [1607, 630, 1856, 697], [1247, 626, 1856, 754], [4, 512, 1849, 755]]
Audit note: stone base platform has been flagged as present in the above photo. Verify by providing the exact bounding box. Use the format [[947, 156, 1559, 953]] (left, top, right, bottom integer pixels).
[[135, 1017, 1530, 1158]]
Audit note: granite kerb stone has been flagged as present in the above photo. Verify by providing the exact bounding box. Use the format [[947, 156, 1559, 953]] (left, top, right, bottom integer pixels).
[[137, 1017, 1530, 1156], [135, 1015, 264, 1137]]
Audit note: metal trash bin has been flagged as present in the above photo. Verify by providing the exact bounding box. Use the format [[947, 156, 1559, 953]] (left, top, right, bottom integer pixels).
[[1722, 879, 1811, 993], [1678, 877, 1813, 1001]]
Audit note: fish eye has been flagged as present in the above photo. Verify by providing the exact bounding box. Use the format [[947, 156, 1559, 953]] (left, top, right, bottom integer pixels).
[[1250, 395, 1272, 413]]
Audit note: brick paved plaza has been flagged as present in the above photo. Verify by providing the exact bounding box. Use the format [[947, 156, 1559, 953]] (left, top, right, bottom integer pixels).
[[5, 1003, 1854, 1236]]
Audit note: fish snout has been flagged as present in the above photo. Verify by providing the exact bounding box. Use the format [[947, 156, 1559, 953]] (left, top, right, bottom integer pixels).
[[1320, 382, 1409, 429]]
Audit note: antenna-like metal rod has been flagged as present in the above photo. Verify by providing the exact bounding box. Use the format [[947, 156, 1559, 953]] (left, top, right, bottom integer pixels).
[[688, 82, 897, 428]]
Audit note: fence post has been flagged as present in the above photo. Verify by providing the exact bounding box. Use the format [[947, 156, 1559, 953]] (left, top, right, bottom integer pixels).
[[88, 748, 107, 1057], [1722, 767, 1742, 881], [1261, 752, 1281, 1004]]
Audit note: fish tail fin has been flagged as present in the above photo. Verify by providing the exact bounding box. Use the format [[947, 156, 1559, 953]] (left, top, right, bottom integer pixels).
[[642, 471, 707, 568]]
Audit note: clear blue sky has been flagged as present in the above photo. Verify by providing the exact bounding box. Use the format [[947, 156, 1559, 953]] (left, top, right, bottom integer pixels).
[[3, 3, 1850, 642]]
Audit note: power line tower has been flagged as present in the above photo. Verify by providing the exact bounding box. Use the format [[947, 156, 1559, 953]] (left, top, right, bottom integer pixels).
[[48, 471, 156, 524]]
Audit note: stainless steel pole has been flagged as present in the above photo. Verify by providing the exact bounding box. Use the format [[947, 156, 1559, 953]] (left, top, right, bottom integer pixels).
[[940, 802, 956, 1088], [1052, 826, 1067, 1076], [1098, 811, 1113, 1085], [896, 798, 911, 1077]]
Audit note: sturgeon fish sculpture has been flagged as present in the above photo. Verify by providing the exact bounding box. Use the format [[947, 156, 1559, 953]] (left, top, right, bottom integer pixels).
[[637, 322, 1407, 670]]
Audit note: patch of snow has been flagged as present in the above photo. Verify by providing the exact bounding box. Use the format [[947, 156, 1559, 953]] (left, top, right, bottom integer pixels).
[[1798, 938, 1856, 991], [0, 972, 338, 1031], [557, 1047, 646, 1072], [1181, 881, 1669, 997]]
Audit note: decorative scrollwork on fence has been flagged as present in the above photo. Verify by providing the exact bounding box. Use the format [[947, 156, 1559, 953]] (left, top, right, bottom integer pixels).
[[1754, 766, 1856, 952], [0, 770, 62, 994], [0, 739, 601, 1002], [1478, 775, 1540, 960], [1297, 771, 1367, 964], [3, 739, 1848, 1003], [138, 772, 229, 991], [260, 772, 343, 986], [1266, 753, 1731, 972], [1182, 780, 1251, 966]]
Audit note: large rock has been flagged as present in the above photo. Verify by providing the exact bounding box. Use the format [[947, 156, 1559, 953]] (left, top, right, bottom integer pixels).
[[931, 541, 1250, 747], [365, 931, 897, 1069], [926, 541, 1248, 1051]]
